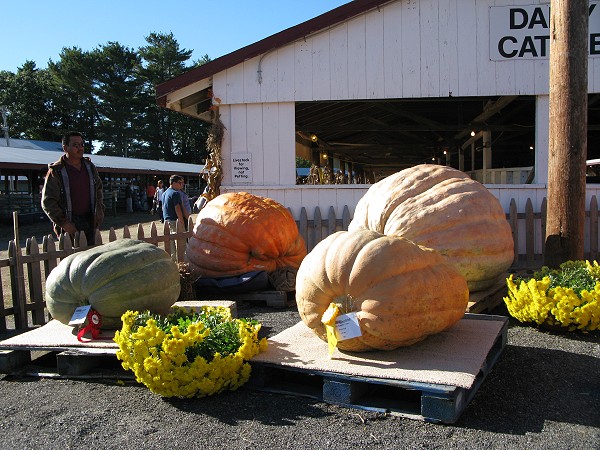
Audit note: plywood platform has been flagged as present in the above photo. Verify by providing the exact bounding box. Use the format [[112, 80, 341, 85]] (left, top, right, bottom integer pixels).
[[248, 314, 508, 423]]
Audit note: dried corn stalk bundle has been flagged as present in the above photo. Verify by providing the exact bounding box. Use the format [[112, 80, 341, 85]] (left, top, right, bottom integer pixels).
[[203, 110, 225, 201]]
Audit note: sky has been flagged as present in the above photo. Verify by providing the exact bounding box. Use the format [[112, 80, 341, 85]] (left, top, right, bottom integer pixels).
[[3, 1, 351, 73]]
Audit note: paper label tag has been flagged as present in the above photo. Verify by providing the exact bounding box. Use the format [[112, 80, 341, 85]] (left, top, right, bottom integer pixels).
[[335, 312, 362, 341], [69, 305, 91, 325]]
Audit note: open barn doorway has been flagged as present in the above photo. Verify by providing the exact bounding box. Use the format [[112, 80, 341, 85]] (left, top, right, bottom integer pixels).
[[294, 95, 600, 184]]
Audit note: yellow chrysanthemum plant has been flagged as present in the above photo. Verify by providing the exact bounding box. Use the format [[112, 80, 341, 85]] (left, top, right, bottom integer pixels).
[[504, 260, 600, 332], [114, 306, 268, 398]]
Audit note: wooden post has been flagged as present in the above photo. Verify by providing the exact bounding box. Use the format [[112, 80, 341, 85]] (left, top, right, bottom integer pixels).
[[8, 240, 28, 330], [544, 0, 588, 267]]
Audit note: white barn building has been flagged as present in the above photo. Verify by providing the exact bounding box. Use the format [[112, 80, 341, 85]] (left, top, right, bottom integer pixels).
[[156, 0, 600, 254]]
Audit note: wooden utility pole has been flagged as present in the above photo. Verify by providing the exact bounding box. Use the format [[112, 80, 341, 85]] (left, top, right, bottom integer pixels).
[[544, 0, 589, 267]]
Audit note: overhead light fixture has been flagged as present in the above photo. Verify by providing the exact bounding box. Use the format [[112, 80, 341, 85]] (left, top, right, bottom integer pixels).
[[310, 134, 318, 142], [321, 152, 328, 159], [529, 145, 534, 150], [470, 131, 476, 137]]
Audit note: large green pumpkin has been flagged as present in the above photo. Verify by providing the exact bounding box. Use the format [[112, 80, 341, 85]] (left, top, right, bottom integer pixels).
[[45, 239, 181, 329]]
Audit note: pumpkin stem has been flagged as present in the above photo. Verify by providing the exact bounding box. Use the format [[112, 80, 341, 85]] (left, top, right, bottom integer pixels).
[[332, 294, 356, 314]]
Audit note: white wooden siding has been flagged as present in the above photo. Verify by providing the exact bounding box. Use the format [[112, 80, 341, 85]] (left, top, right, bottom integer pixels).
[[312, 31, 332, 100], [213, 0, 591, 104], [383, 2, 403, 97], [455, 0, 478, 96], [294, 40, 313, 99], [219, 103, 296, 186], [420, 0, 441, 96], [366, 8, 385, 98], [347, 15, 368, 99], [329, 23, 349, 99], [438, 0, 459, 97], [401, 0, 421, 97]]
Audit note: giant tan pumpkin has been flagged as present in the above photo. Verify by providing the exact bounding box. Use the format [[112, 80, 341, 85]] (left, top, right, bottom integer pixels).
[[186, 192, 307, 277], [296, 229, 469, 352], [348, 164, 514, 292]]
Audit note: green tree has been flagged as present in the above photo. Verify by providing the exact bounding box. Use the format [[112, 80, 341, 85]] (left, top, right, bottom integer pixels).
[[0, 70, 16, 140], [93, 42, 144, 157], [48, 47, 100, 145], [5, 33, 211, 164], [0, 62, 59, 141], [138, 32, 208, 163]]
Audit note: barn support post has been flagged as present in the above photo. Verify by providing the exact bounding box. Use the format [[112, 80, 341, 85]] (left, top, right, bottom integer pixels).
[[481, 131, 492, 183], [534, 95, 550, 184]]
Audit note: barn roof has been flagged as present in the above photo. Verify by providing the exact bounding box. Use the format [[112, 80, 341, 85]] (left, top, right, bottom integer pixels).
[[1, 138, 62, 152], [0, 145, 204, 176], [155, 0, 391, 107]]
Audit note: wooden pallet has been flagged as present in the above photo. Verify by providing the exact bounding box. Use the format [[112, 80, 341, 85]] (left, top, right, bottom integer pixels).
[[467, 279, 507, 313], [0, 347, 132, 379], [248, 315, 508, 424]]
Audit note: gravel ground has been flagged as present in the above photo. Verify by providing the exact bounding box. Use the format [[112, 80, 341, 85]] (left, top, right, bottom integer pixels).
[[0, 302, 598, 450]]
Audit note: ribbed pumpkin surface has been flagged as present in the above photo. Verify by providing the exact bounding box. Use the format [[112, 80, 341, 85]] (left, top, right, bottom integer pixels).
[[186, 192, 307, 277], [296, 230, 468, 351], [45, 239, 181, 328], [348, 164, 514, 292]]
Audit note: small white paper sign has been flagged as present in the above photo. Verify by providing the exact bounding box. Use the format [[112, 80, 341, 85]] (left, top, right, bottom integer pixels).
[[68, 305, 91, 325], [231, 153, 253, 185], [335, 312, 362, 341]]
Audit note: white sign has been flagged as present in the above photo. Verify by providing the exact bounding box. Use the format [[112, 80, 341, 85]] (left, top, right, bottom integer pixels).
[[232, 153, 252, 185], [68, 305, 91, 325], [334, 312, 362, 341], [489, 2, 600, 60]]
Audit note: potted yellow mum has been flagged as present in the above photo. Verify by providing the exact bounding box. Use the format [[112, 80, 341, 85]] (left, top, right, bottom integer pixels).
[[504, 260, 600, 332], [114, 306, 267, 398]]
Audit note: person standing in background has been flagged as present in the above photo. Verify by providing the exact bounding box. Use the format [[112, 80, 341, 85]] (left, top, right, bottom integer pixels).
[[125, 180, 134, 213], [154, 179, 165, 222], [146, 182, 156, 212], [162, 175, 189, 258], [179, 188, 192, 219], [41, 131, 105, 245]]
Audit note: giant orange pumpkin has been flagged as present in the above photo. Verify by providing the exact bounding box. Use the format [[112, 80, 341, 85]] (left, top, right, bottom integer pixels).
[[348, 164, 514, 292], [296, 229, 469, 352], [186, 192, 307, 277]]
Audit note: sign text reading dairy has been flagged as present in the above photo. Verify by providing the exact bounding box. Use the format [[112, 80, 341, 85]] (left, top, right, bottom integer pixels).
[[490, 3, 599, 60]]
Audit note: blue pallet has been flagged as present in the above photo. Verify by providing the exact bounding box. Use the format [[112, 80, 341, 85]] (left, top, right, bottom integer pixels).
[[248, 315, 508, 423]]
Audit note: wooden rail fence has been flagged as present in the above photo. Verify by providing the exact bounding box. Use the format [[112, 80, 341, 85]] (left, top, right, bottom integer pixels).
[[1, 196, 599, 332]]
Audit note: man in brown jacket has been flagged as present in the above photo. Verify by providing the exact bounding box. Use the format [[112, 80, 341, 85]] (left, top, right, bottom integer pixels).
[[41, 131, 105, 245]]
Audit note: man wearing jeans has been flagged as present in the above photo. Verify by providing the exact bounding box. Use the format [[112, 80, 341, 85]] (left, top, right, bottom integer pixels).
[[162, 175, 189, 259]]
